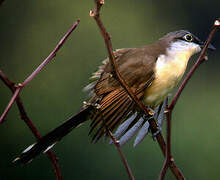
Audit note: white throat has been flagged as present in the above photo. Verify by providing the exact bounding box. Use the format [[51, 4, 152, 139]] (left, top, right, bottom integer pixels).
[[168, 40, 201, 56]]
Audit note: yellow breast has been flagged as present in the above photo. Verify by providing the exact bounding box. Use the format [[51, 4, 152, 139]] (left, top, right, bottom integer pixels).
[[143, 51, 192, 107]]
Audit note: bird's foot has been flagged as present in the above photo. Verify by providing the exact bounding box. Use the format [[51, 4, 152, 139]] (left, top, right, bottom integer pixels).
[[152, 126, 162, 140], [147, 108, 155, 116], [151, 99, 167, 140]]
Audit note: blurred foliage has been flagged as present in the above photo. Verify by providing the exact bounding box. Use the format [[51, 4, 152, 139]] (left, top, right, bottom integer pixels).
[[0, 0, 219, 179]]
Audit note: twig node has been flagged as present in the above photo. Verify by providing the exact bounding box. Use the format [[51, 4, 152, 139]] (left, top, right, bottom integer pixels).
[[99, 0, 104, 5], [89, 10, 95, 17], [214, 19, 220, 26]]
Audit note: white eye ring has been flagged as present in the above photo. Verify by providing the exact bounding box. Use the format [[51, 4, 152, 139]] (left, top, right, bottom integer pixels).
[[184, 34, 193, 42]]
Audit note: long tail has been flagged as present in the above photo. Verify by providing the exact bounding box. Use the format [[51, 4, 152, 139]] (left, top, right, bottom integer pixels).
[[14, 106, 93, 164]]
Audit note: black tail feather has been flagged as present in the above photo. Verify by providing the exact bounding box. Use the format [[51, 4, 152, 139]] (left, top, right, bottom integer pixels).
[[14, 106, 93, 164]]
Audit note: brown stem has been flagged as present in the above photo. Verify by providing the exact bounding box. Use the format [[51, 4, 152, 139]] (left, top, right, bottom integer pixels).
[[158, 110, 171, 180], [149, 116, 185, 180], [159, 19, 220, 180], [91, 0, 185, 179], [107, 130, 135, 180], [0, 87, 22, 123], [91, 1, 137, 179], [96, 102, 135, 180], [95, 101, 135, 180], [90, 1, 152, 115], [0, 70, 62, 180], [0, 19, 80, 123]]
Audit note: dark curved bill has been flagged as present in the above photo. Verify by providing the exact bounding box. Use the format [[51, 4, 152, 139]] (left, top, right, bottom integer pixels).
[[200, 43, 216, 51]]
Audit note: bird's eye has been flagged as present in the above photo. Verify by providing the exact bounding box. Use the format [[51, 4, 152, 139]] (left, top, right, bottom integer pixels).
[[184, 34, 193, 42]]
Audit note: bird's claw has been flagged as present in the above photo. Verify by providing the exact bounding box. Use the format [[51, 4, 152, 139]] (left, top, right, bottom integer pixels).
[[147, 108, 155, 116], [152, 127, 162, 140]]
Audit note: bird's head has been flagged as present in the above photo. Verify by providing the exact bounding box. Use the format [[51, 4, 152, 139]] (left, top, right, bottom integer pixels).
[[161, 30, 215, 57]]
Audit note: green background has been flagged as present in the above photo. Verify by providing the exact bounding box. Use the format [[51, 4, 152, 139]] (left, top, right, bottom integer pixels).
[[0, 0, 219, 179]]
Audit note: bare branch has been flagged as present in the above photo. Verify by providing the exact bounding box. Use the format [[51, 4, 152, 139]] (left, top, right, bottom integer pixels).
[[159, 18, 220, 180], [91, 0, 185, 179], [0, 18, 81, 179], [0, 19, 80, 123], [0, 70, 62, 180], [91, 1, 152, 115], [107, 130, 135, 180], [91, 1, 135, 179], [0, 87, 22, 123]]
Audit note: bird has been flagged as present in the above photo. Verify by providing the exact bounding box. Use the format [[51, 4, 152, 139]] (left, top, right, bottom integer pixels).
[[14, 30, 215, 164]]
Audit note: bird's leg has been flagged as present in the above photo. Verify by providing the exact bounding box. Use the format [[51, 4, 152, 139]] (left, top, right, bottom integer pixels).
[[141, 104, 155, 116], [147, 107, 155, 116], [157, 98, 168, 129], [152, 98, 168, 139]]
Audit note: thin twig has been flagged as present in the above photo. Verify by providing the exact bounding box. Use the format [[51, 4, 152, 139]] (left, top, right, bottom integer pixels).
[[0, 70, 62, 180], [107, 130, 135, 180], [159, 18, 220, 180], [90, 1, 152, 115], [91, 0, 185, 179], [96, 102, 135, 180], [158, 110, 171, 180], [149, 118, 185, 180], [0, 18, 81, 179], [0, 19, 80, 124], [0, 87, 22, 123], [91, 1, 135, 179]]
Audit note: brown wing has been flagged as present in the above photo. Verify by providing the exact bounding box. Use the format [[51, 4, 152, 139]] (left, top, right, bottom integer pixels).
[[94, 47, 155, 96], [86, 46, 160, 142]]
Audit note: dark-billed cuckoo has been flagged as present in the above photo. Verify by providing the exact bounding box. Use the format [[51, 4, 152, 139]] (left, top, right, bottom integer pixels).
[[14, 30, 215, 164]]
